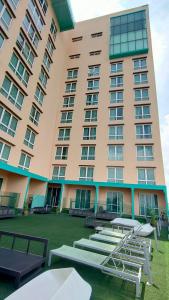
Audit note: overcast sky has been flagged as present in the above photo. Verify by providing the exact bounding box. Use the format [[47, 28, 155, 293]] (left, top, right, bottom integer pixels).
[[70, 0, 169, 191]]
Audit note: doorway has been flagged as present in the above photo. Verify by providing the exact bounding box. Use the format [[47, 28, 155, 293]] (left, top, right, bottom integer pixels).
[[46, 186, 61, 207]]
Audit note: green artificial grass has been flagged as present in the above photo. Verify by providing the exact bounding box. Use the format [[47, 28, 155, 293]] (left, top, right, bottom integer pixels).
[[0, 214, 168, 300]]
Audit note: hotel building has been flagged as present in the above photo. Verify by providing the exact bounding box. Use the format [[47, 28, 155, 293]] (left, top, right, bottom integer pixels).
[[0, 0, 168, 218]]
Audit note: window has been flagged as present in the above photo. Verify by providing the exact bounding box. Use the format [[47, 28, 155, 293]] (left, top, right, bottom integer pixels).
[[69, 54, 80, 59], [88, 65, 100, 77], [28, 0, 44, 32], [8, 0, 20, 10], [110, 91, 123, 104], [0, 76, 24, 110], [34, 85, 44, 106], [43, 51, 52, 71], [0, 106, 18, 137], [0, 141, 11, 162], [46, 36, 55, 57], [22, 15, 40, 48], [50, 19, 57, 41], [19, 152, 31, 170], [111, 62, 123, 73], [75, 190, 90, 209], [72, 36, 83, 42], [137, 145, 153, 161], [91, 32, 102, 38], [138, 168, 155, 184], [38, 0, 48, 15], [87, 79, 99, 90], [65, 82, 76, 93], [134, 72, 148, 84], [134, 58, 147, 70], [86, 93, 98, 106], [24, 127, 36, 149], [81, 146, 95, 160], [139, 193, 158, 216], [67, 69, 78, 79], [79, 166, 94, 181], [39, 68, 48, 88], [110, 107, 123, 120], [109, 125, 123, 140], [108, 167, 123, 182], [85, 110, 97, 122], [0, 1, 12, 30], [135, 105, 150, 119], [58, 128, 70, 141], [0, 31, 4, 48], [110, 76, 123, 87], [55, 146, 68, 160], [29, 105, 40, 126], [108, 145, 123, 160], [89, 50, 101, 56], [135, 88, 149, 101], [16, 33, 35, 67], [61, 111, 73, 123], [52, 165, 65, 179], [136, 124, 152, 139], [106, 191, 123, 213], [63, 96, 74, 108], [9, 52, 30, 87], [83, 127, 96, 140]]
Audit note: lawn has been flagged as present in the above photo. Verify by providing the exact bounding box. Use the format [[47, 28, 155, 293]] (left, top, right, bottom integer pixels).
[[0, 214, 168, 300]]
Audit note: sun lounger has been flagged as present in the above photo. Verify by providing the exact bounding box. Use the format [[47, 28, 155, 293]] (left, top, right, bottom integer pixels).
[[5, 268, 92, 300], [48, 245, 142, 298], [99, 229, 126, 238]]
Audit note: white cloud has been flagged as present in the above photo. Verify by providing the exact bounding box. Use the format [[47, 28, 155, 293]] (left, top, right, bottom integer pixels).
[[160, 115, 169, 190]]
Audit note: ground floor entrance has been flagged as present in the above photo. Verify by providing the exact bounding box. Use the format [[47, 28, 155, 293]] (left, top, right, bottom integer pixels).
[[46, 185, 61, 207]]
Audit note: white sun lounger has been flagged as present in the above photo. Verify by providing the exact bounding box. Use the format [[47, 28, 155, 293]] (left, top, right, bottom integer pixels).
[[5, 268, 92, 300], [48, 245, 142, 298], [90, 233, 121, 244]]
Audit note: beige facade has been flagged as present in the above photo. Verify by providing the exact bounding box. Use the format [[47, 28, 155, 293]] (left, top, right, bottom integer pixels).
[[0, 1, 168, 217]]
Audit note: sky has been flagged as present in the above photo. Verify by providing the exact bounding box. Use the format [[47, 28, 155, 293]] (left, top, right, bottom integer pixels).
[[70, 0, 169, 192]]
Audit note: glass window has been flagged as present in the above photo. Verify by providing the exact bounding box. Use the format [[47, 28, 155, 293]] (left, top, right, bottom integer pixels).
[[29, 105, 40, 126], [0, 141, 11, 162], [55, 146, 68, 160], [135, 88, 149, 101], [50, 19, 57, 41], [28, 0, 44, 32], [43, 51, 51, 71], [134, 58, 147, 69], [61, 111, 73, 123], [34, 85, 44, 106], [106, 191, 123, 213], [38, 0, 48, 15], [65, 82, 76, 93], [108, 167, 123, 182], [0, 31, 4, 48], [46, 36, 54, 56], [136, 124, 152, 139], [109, 125, 123, 140], [108, 145, 123, 160], [79, 166, 94, 181], [63, 96, 74, 108], [88, 65, 100, 76], [9, 52, 30, 87], [137, 145, 153, 161], [19, 152, 31, 170], [39, 68, 48, 88], [138, 168, 155, 184], [110, 76, 123, 87], [52, 165, 65, 179], [139, 193, 158, 216], [111, 62, 123, 73], [85, 110, 97, 122], [16, 32, 35, 67], [75, 190, 91, 209], [134, 72, 148, 84], [81, 146, 95, 160], [83, 127, 96, 140], [58, 128, 70, 141], [67, 69, 78, 79], [22, 14, 40, 48], [86, 94, 98, 106], [0, 106, 18, 137], [8, 0, 20, 10], [24, 127, 36, 149], [0, 1, 12, 30], [110, 107, 123, 120], [135, 105, 150, 119], [0, 76, 24, 110], [87, 79, 99, 90], [110, 91, 123, 104]]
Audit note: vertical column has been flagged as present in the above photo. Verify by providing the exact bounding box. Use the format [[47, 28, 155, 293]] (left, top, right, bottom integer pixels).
[[131, 187, 135, 219], [59, 184, 64, 212], [163, 187, 169, 217], [94, 185, 99, 215], [23, 177, 31, 207]]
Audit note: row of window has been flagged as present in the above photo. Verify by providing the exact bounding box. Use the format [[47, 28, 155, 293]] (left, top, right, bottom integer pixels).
[[72, 32, 103, 42], [52, 165, 156, 185], [55, 145, 154, 161], [57, 124, 152, 141]]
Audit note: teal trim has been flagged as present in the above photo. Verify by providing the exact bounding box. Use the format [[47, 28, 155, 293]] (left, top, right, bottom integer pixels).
[[94, 185, 99, 214], [0, 161, 48, 182], [109, 49, 149, 60], [51, 0, 74, 32], [131, 188, 135, 219], [23, 177, 30, 206], [59, 184, 64, 212]]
